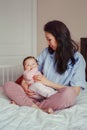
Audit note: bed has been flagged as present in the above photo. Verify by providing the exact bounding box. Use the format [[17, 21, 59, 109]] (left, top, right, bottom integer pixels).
[[0, 39, 87, 130]]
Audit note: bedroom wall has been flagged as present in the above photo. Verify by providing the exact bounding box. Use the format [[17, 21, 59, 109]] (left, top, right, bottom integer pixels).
[[0, 0, 87, 61], [37, 0, 87, 55], [0, 0, 37, 65]]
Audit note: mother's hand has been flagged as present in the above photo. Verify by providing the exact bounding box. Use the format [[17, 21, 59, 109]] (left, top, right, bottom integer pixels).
[[24, 88, 37, 97], [33, 74, 50, 86]]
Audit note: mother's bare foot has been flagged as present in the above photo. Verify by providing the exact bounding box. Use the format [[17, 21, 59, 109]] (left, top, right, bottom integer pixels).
[[11, 100, 16, 104], [43, 108, 54, 114], [47, 108, 54, 114]]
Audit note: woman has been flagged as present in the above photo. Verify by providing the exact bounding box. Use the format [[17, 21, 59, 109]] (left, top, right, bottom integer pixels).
[[3, 20, 86, 113]]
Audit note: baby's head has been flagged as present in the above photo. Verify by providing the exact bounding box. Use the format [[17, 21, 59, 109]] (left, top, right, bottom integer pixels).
[[23, 56, 38, 71]]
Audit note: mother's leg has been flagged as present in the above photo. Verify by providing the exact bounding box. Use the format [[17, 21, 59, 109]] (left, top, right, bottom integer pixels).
[[36, 87, 77, 111], [3, 81, 37, 106]]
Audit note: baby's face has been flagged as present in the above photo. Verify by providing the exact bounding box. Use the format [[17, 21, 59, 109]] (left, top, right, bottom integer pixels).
[[24, 58, 38, 70]]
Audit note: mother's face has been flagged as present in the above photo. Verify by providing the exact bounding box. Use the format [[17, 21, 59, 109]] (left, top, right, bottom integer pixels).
[[45, 32, 58, 50]]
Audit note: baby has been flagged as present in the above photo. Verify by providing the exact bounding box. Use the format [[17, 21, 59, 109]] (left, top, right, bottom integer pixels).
[[22, 56, 57, 99]]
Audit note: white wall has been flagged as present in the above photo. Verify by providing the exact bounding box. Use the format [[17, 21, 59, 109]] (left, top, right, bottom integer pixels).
[[37, 0, 87, 54], [0, 0, 87, 60], [0, 0, 37, 65]]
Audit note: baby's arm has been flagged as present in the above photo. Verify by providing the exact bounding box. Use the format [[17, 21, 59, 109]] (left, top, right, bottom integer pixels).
[[21, 79, 36, 97], [21, 79, 29, 91]]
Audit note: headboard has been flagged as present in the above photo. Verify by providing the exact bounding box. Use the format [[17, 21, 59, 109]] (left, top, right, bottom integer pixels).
[[80, 38, 87, 81], [0, 65, 23, 85]]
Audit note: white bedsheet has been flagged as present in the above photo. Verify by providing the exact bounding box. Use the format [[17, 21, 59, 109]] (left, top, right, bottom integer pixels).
[[0, 86, 87, 130]]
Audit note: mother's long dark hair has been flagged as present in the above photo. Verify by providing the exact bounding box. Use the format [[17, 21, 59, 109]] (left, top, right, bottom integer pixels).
[[44, 20, 79, 74]]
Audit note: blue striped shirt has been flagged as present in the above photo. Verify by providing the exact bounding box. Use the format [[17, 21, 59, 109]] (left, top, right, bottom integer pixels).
[[37, 48, 86, 89]]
